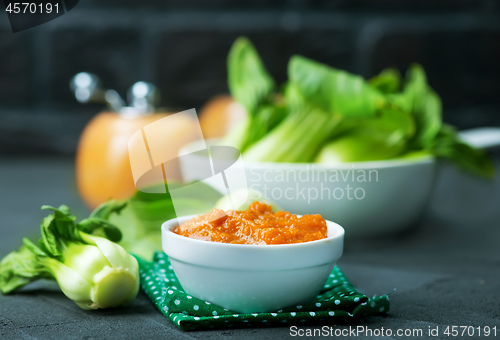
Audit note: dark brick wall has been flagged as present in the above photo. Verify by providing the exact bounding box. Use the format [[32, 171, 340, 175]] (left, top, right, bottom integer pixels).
[[0, 27, 34, 106], [0, 0, 499, 155]]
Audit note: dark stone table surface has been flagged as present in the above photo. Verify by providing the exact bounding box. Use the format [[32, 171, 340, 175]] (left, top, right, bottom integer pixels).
[[1, 156, 499, 339]]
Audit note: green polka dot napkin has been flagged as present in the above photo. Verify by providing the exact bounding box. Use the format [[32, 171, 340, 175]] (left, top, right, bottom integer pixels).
[[136, 253, 390, 331]]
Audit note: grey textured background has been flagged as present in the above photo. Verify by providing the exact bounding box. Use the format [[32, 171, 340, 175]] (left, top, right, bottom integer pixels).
[[0, 155, 499, 339]]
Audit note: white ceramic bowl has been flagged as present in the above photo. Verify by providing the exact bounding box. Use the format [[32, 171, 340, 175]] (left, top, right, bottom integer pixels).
[[239, 157, 437, 238], [161, 215, 344, 313], [179, 140, 436, 238]]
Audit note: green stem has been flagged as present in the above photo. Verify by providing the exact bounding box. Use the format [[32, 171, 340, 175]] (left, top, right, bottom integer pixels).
[[220, 118, 250, 151], [243, 111, 340, 163]]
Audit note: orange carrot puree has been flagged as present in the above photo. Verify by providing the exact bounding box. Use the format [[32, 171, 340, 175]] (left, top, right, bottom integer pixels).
[[174, 202, 327, 245]]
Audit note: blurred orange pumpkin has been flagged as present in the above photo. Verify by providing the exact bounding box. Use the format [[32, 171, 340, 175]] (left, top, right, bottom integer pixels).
[[76, 111, 177, 209], [199, 95, 246, 139], [77, 95, 247, 209]]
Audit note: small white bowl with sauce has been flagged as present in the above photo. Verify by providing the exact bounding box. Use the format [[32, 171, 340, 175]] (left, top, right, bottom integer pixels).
[[161, 215, 344, 313]]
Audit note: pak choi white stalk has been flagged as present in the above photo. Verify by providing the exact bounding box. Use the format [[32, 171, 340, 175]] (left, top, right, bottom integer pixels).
[[0, 203, 139, 310]]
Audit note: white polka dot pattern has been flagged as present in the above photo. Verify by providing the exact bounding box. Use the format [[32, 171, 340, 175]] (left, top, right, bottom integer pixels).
[[136, 253, 391, 331]]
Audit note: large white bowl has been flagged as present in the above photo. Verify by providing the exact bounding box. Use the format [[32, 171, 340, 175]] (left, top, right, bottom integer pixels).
[[162, 215, 344, 313], [179, 140, 436, 238], [240, 156, 437, 238]]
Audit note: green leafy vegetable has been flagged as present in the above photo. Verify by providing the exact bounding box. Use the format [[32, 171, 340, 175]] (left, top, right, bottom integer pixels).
[[220, 37, 494, 178], [430, 124, 495, 178], [227, 37, 274, 115], [106, 181, 222, 260], [288, 55, 385, 119], [400, 64, 442, 149], [369, 68, 401, 94], [223, 37, 285, 151], [0, 204, 139, 310], [243, 108, 342, 163], [316, 109, 415, 163]]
